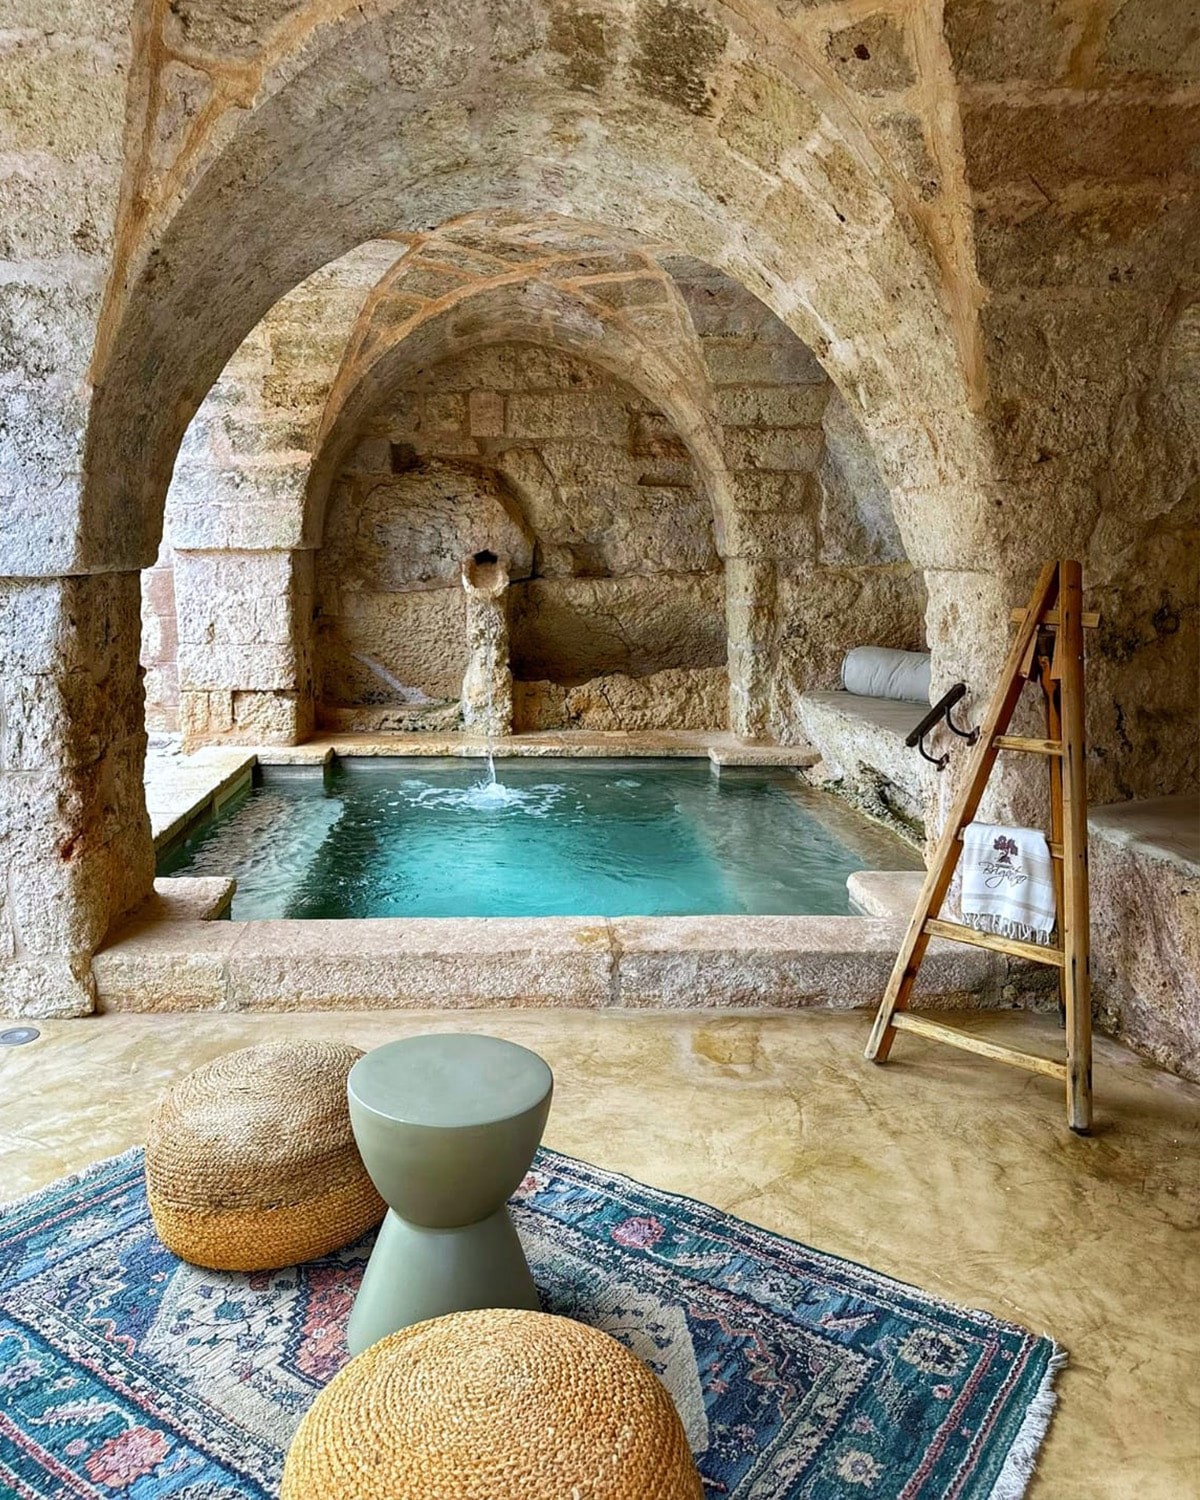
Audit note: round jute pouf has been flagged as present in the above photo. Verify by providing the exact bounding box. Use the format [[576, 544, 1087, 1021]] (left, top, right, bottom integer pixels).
[[281, 1308, 702, 1500], [146, 1041, 385, 1271]]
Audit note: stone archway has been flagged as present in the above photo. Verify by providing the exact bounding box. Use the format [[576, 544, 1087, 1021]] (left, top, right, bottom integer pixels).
[[3, 0, 1004, 1014], [159, 219, 930, 754], [303, 221, 733, 547], [156, 227, 745, 746], [81, 1, 994, 580]]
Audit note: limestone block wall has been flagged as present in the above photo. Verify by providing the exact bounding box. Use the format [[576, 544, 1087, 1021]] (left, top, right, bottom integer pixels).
[[174, 550, 314, 747], [141, 537, 178, 733], [0, 0, 131, 582], [143, 542, 321, 747], [152, 245, 405, 748], [164, 245, 403, 553], [677, 264, 927, 742]]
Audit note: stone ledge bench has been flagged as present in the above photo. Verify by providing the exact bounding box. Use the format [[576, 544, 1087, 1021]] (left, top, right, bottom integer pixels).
[[795, 690, 933, 832], [1089, 794, 1199, 1083]]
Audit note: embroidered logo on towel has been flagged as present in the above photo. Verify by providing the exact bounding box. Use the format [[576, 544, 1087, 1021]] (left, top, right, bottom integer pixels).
[[982, 835, 1027, 888]]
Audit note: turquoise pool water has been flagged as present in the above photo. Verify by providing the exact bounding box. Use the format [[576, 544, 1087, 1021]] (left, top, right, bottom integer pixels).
[[160, 757, 878, 920]]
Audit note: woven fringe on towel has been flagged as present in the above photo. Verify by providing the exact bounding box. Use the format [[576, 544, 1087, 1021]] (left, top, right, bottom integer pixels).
[[963, 912, 1057, 946]]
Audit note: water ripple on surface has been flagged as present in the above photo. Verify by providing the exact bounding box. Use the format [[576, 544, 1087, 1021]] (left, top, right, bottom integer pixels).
[[162, 758, 876, 920], [411, 776, 565, 816]]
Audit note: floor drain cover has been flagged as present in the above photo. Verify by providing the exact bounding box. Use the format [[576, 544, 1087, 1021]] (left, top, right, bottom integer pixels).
[[0, 1027, 40, 1046]]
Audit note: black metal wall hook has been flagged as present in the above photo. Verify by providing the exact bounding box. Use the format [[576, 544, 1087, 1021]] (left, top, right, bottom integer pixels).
[[905, 683, 980, 772]]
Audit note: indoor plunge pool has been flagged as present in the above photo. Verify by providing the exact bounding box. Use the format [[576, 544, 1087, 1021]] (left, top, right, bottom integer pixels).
[[160, 757, 899, 920]]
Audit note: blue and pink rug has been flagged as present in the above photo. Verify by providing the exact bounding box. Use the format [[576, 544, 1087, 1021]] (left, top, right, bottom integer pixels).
[[0, 1149, 1062, 1498]]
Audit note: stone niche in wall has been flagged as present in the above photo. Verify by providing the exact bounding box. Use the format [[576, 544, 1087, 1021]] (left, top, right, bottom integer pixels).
[[316, 344, 730, 735], [316, 458, 531, 729]]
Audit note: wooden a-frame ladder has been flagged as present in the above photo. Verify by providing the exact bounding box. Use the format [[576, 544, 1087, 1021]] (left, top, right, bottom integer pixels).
[[865, 560, 1096, 1134]]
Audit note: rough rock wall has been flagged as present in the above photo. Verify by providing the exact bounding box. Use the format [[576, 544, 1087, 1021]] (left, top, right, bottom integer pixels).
[[1088, 797, 1200, 1084], [948, 0, 1200, 806], [0, 574, 152, 1016], [316, 457, 529, 708], [147, 251, 925, 746], [316, 343, 727, 732], [514, 667, 729, 733]]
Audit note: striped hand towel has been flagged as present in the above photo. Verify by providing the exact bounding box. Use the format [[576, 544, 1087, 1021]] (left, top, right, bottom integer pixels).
[[960, 822, 1057, 944]]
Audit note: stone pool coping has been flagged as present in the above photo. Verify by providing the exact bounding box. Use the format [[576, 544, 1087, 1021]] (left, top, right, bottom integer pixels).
[[146, 744, 259, 849], [130, 745, 1193, 1077], [124, 734, 1043, 1018], [95, 898, 1033, 1014]]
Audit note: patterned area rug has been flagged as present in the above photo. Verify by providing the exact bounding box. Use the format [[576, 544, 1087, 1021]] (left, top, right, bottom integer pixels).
[[0, 1149, 1062, 1498]]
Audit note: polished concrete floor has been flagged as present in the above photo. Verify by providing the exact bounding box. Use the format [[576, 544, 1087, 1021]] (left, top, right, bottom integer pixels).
[[1, 1007, 1196, 1498]]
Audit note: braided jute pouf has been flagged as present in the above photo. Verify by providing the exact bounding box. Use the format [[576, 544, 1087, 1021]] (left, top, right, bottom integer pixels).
[[146, 1041, 385, 1271], [282, 1308, 703, 1500]]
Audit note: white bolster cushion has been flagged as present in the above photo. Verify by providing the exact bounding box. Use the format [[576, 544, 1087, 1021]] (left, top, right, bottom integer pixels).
[[841, 646, 931, 704]]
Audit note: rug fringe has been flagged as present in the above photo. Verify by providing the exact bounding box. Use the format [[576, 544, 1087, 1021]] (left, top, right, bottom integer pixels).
[[987, 1345, 1068, 1500], [0, 1146, 143, 1219]]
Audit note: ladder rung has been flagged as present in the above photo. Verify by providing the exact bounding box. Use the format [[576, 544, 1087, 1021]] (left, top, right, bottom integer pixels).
[[1009, 607, 1099, 627], [993, 735, 1063, 756], [891, 1013, 1068, 1080], [924, 918, 1064, 967]]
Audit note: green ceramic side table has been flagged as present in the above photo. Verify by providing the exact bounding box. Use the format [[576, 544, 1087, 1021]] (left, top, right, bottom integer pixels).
[[345, 1033, 553, 1356]]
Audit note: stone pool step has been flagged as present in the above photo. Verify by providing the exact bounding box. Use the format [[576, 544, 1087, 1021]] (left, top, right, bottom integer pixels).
[[145, 745, 258, 850], [92, 905, 1038, 1015]]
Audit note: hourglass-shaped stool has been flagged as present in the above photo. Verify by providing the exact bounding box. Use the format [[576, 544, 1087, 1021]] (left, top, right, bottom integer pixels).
[[345, 1033, 553, 1356]]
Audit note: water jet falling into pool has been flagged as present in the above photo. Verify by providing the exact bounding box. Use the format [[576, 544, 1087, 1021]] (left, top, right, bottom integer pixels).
[[461, 550, 514, 802]]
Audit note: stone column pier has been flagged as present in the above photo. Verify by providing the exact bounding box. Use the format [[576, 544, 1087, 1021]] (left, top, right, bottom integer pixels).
[[922, 566, 1040, 845], [0, 573, 155, 1017], [174, 549, 314, 749], [726, 557, 777, 742], [460, 552, 513, 737]]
